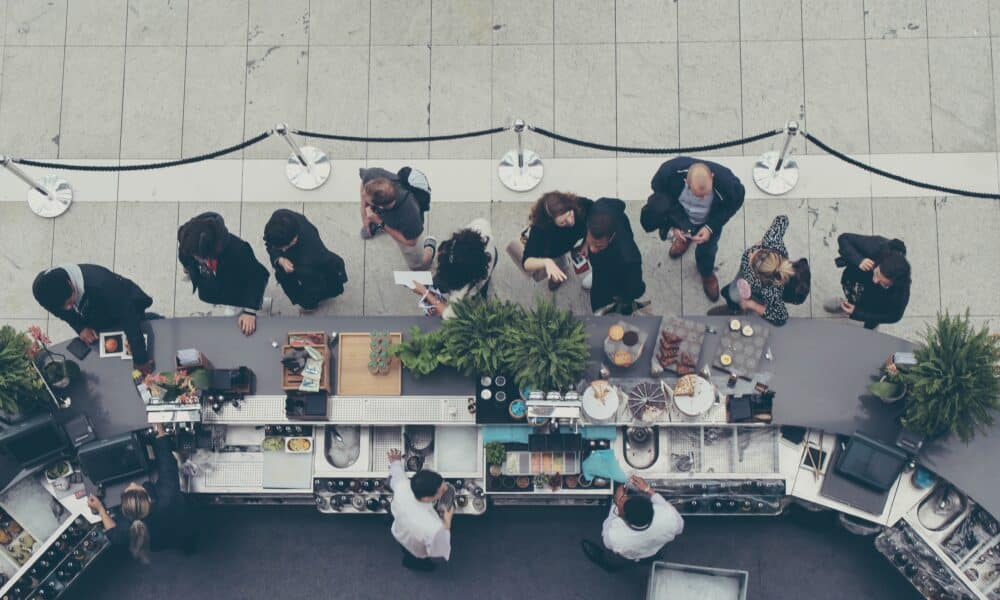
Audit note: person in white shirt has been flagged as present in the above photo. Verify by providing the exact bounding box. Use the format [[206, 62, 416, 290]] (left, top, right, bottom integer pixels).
[[581, 475, 684, 572], [387, 449, 454, 572]]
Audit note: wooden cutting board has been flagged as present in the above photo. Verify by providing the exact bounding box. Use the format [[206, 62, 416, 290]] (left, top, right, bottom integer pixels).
[[336, 332, 403, 396]]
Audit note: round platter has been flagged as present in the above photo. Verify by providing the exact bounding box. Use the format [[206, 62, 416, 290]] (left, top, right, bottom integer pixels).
[[582, 381, 621, 422], [673, 375, 716, 416]]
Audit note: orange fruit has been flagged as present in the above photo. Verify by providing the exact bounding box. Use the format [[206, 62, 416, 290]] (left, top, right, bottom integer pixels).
[[105, 338, 118, 353]]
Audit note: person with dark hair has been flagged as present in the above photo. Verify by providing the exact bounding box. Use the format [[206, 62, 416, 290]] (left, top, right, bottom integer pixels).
[[783, 258, 812, 306], [177, 212, 269, 336], [640, 157, 746, 301], [825, 233, 911, 329], [584, 198, 647, 315], [264, 209, 348, 312], [32, 264, 156, 373], [506, 191, 594, 290], [359, 167, 437, 270], [88, 425, 197, 563], [386, 449, 452, 572], [410, 219, 497, 319], [581, 475, 684, 572]]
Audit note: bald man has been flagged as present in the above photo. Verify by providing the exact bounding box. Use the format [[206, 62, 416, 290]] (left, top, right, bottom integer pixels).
[[640, 157, 745, 301]]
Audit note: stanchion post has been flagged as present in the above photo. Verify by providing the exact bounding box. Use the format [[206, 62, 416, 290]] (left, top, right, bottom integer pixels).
[[274, 123, 331, 191], [752, 120, 800, 196], [0, 156, 73, 218], [498, 119, 544, 192]]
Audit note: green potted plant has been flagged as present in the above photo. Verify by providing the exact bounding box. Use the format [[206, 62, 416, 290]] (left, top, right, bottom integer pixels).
[[438, 297, 523, 377], [868, 367, 906, 404], [0, 326, 53, 422], [388, 326, 447, 377], [484, 442, 506, 477], [502, 300, 589, 392], [27, 326, 80, 391], [898, 312, 1000, 443], [44, 460, 72, 492]]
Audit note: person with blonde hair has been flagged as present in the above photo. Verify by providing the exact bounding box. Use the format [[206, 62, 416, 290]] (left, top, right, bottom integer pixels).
[[88, 425, 196, 563], [708, 215, 805, 326]]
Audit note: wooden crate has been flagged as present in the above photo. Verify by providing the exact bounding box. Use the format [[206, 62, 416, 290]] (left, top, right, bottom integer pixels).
[[336, 332, 402, 396], [281, 344, 331, 393]]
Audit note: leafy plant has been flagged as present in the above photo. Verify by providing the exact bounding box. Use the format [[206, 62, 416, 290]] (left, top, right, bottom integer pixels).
[[502, 299, 589, 391], [868, 379, 904, 401], [438, 297, 523, 377], [484, 442, 506, 466], [899, 312, 1000, 443], [0, 326, 48, 416], [388, 326, 447, 377]]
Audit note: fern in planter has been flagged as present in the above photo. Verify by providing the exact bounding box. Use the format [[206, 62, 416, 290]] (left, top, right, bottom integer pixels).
[[438, 297, 523, 377], [0, 326, 48, 417], [899, 312, 1000, 443], [503, 300, 589, 392], [389, 326, 448, 377]]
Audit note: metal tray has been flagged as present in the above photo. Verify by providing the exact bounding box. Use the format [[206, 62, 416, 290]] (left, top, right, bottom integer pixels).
[[715, 323, 770, 374], [652, 316, 707, 375]]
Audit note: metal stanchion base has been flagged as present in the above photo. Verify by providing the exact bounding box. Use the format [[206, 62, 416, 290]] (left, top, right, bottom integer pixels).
[[27, 175, 73, 218], [752, 150, 799, 196], [285, 146, 331, 190], [498, 150, 544, 192]]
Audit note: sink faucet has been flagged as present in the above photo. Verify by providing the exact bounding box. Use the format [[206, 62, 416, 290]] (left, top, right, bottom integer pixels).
[[330, 426, 344, 444]]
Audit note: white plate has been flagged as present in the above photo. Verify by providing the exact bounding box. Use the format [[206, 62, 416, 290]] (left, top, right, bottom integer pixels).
[[673, 376, 716, 416], [582, 382, 621, 422]]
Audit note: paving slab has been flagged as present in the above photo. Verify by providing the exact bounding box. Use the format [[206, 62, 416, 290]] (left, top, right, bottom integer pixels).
[[51, 202, 117, 269], [239, 202, 301, 317], [301, 203, 366, 315], [371, 0, 429, 45], [0, 205, 53, 319], [126, 0, 188, 46], [624, 200, 684, 319], [367, 45, 430, 159], [615, 0, 677, 43], [59, 46, 126, 159], [870, 197, 941, 317], [739, 0, 802, 41], [995, 38, 1000, 151], [244, 45, 309, 159], [432, 0, 492, 45], [113, 202, 179, 317], [926, 0, 990, 37], [182, 46, 248, 156], [553, 44, 616, 158], [242, 159, 366, 204], [554, 0, 614, 44], [361, 232, 425, 316], [802, 0, 865, 40], [679, 204, 747, 318], [865, 38, 933, 153], [615, 43, 680, 151], [0, 47, 63, 158], [803, 40, 870, 154], [492, 158, 617, 203], [66, 0, 126, 45], [740, 41, 806, 156], [120, 46, 186, 159], [868, 153, 999, 197], [247, 0, 308, 46], [309, 0, 369, 46], [617, 157, 665, 203], [993, 1, 1000, 35], [173, 203, 243, 317], [863, 0, 927, 39], [744, 198, 811, 318], [4, 0, 66, 45], [677, 0, 739, 42], [935, 196, 1000, 315], [806, 198, 873, 318], [304, 45, 370, 159], [678, 42, 742, 157], [429, 45, 492, 159], [492, 0, 553, 44], [928, 37, 996, 152], [491, 44, 554, 159], [188, 0, 249, 46], [118, 159, 243, 203]]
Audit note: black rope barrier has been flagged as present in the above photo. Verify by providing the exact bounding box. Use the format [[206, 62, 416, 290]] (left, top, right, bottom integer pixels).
[[529, 126, 783, 154], [12, 131, 273, 172], [292, 126, 507, 143], [805, 132, 1000, 200]]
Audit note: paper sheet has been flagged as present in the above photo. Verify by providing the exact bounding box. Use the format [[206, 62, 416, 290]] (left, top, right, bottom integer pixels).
[[393, 271, 433, 289]]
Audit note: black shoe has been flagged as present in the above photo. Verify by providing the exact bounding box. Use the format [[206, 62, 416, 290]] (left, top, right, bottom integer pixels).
[[143, 312, 165, 321], [402, 553, 436, 572], [580, 540, 615, 573], [658, 226, 669, 241]]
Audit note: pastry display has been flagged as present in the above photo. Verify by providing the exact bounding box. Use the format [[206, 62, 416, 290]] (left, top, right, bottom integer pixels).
[[605, 321, 647, 370], [613, 350, 634, 367], [627, 382, 667, 423], [729, 319, 741, 331], [608, 324, 625, 342], [742, 325, 754, 337], [653, 316, 706, 375], [674, 375, 697, 397]]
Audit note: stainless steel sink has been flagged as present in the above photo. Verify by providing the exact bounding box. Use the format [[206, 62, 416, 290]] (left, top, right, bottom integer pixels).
[[325, 425, 363, 469], [917, 484, 969, 532], [623, 426, 659, 470]]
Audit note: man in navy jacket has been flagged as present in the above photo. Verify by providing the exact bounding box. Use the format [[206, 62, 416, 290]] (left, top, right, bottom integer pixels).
[[640, 157, 745, 301]]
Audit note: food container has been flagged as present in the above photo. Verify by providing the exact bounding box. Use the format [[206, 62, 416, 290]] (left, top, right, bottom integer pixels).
[[286, 437, 312, 453]]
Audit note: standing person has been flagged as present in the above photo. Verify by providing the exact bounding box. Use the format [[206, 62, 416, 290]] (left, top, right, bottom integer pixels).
[[32, 264, 156, 374], [581, 475, 684, 572], [386, 449, 453, 572], [263, 209, 348, 313], [410, 219, 497, 320], [505, 191, 594, 290], [177, 212, 269, 336], [825, 233, 911, 329], [87, 425, 197, 563], [708, 215, 801, 326], [640, 157, 745, 301], [359, 167, 437, 270], [585, 198, 648, 315]]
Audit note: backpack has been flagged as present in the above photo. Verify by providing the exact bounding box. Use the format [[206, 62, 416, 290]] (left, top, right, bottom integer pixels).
[[397, 167, 431, 213]]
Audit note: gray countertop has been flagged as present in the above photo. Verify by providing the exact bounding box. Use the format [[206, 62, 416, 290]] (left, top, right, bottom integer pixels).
[[51, 314, 1000, 517]]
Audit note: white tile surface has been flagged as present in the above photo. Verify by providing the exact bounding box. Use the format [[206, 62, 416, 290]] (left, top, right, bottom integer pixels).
[[126, 0, 189, 45], [188, 0, 249, 46], [118, 159, 244, 203], [66, 0, 126, 45], [868, 153, 1000, 197], [120, 46, 186, 159], [0, 160, 119, 203], [491, 158, 617, 202], [242, 159, 366, 204], [59, 46, 126, 159]]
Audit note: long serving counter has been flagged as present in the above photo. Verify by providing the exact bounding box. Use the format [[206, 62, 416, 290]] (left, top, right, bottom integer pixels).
[[1, 314, 997, 600]]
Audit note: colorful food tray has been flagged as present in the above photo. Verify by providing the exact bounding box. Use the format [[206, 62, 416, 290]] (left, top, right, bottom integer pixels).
[[714, 322, 770, 374], [503, 451, 580, 476], [652, 316, 706, 375]]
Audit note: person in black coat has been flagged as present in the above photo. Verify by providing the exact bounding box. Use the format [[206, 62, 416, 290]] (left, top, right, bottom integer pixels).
[[32, 264, 155, 373], [585, 198, 647, 315], [263, 209, 348, 312], [640, 157, 745, 302], [824, 233, 911, 329], [88, 425, 196, 563], [177, 212, 269, 336]]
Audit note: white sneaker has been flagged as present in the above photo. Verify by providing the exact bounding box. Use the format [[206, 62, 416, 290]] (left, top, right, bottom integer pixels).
[[581, 271, 593, 291]]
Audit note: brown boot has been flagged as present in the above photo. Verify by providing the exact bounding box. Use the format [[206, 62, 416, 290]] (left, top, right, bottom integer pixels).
[[668, 236, 691, 258], [702, 274, 720, 301]]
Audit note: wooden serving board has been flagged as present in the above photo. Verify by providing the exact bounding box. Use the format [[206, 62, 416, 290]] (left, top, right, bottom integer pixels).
[[336, 332, 403, 396]]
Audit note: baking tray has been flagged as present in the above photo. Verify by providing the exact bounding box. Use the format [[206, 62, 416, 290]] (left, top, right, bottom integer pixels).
[[336, 332, 402, 396], [652, 316, 707, 375], [714, 322, 770, 374]]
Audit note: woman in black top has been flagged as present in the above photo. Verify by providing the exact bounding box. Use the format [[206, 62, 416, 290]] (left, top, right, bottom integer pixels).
[[824, 233, 911, 329], [507, 192, 593, 290], [88, 426, 195, 564], [177, 212, 269, 336]]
